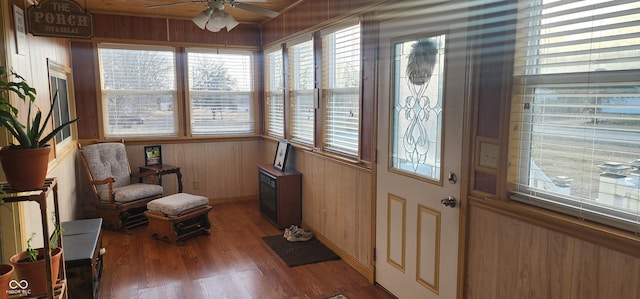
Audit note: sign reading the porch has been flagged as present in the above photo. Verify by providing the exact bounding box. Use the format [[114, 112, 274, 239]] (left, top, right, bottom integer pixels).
[[27, 0, 93, 39]]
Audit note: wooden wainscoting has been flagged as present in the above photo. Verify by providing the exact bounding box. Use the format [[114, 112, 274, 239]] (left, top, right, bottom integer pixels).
[[465, 198, 640, 299], [295, 150, 374, 281], [124, 140, 263, 201]]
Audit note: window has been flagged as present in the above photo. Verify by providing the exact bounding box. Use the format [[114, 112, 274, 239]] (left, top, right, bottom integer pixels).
[[48, 64, 73, 145], [509, 0, 640, 233], [288, 38, 315, 145], [187, 50, 255, 135], [264, 47, 284, 138], [322, 24, 361, 156], [98, 45, 177, 137]]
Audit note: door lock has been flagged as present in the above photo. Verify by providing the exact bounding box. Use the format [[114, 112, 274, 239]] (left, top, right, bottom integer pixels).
[[441, 196, 456, 208]]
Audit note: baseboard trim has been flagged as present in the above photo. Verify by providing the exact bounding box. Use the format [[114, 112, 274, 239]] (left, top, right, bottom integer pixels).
[[209, 195, 257, 205], [302, 221, 374, 282]]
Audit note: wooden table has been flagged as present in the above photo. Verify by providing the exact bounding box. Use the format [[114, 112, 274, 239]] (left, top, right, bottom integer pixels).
[[139, 164, 183, 193]]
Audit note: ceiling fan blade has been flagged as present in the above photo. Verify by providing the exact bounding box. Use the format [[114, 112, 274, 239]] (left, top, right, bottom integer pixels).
[[231, 2, 279, 18], [236, 0, 267, 2], [148, 1, 207, 9]]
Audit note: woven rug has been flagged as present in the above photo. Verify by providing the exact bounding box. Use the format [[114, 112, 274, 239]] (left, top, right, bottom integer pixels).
[[262, 235, 340, 267]]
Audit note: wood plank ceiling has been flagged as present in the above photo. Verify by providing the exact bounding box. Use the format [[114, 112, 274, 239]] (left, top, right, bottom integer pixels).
[[75, 0, 300, 23]]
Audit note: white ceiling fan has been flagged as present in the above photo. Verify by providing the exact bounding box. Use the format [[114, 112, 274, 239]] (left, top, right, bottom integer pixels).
[[149, 0, 279, 18], [149, 0, 278, 32]]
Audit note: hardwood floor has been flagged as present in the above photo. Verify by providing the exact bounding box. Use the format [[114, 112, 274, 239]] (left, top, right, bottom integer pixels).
[[98, 200, 395, 299]]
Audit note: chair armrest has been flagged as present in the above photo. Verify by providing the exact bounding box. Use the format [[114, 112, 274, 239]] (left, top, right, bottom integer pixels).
[[90, 177, 115, 186], [90, 177, 115, 202]]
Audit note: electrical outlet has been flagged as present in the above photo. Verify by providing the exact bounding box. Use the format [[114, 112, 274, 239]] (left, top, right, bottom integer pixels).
[[193, 181, 200, 190]]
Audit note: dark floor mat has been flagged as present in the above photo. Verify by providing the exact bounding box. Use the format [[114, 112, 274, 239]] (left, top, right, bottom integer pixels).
[[262, 235, 340, 267]]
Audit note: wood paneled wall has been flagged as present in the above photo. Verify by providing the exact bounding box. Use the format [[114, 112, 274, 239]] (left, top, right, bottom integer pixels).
[[466, 200, 640, 299], [1, 0, 78, 261], [263, 139, 374, 280], [261, 0, 383, 46], [91, 14, 260, 46]]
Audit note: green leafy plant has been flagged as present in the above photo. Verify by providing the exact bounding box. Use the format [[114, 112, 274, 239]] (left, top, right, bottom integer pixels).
[[21, 213, 63, 263], [0, 66, 78, 149], [24, 232, 38, 262]]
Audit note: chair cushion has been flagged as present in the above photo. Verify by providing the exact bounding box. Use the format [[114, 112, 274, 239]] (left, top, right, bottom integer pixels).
[[80, 143, 132, 191], [147, 193, 209, 216], [98, 183, 163, 203]]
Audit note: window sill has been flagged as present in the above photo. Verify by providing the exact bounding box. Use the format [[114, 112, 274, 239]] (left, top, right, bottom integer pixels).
[[262, 136, 372, 171], [468, 195, 640, 259], [79, 135, 263, 146]]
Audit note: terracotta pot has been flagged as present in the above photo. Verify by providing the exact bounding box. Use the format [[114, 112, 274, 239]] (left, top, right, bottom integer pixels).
[[0, 264, 14, 299], [0, 146, 50, 191], [9, 247, 62, 297]]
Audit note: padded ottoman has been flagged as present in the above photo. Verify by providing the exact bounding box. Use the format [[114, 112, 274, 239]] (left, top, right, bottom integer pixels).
[[145, 193, 212, 245]]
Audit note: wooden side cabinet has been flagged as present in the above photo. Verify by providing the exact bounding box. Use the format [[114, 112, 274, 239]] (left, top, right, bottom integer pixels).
[[257, 164, 302, 230]]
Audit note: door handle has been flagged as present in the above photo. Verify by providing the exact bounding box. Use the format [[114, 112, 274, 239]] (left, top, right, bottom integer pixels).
[[441, 196, 456, 208]]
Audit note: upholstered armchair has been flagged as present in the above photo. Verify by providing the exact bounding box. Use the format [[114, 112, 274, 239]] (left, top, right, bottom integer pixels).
[[78, 141, 163, 232]]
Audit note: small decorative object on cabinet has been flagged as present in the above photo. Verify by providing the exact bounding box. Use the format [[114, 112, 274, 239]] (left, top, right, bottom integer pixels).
[[0, 178, 67, 299], [273, 141, 290, 171], [258, 164, 301, 229]]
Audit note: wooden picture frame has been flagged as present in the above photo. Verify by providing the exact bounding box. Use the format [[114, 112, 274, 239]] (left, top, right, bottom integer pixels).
[[13, 5, 27, 55], [144, 145, 162, 166], [273, 141, 290, 171]]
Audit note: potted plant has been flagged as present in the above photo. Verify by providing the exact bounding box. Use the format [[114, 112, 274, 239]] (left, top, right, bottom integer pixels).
[[9, 215, 64, 297], [0, 186, 13, 299], [0, 66, 78, 191], [0, 263, 14, 299]]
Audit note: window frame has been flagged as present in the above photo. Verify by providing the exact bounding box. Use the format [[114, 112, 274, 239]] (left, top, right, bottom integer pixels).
[[508, 0, 640, 234], [286, 35, 316, 146], [263, 45, 285, 138], [185, 47, 258, 137], [320, 22, 362, 158], [47, 59, 77, 157], [97, 43, 179, 139]]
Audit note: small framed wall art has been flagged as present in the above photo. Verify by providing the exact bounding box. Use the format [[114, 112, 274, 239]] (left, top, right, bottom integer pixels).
[[144, 145, 162, 166], [273, 141, 290, 171]]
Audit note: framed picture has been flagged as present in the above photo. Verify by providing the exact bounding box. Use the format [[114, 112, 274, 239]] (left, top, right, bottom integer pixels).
[[13, 5, 27, 55], [273, 141, 290, 171], [144, 145, 162, 166]]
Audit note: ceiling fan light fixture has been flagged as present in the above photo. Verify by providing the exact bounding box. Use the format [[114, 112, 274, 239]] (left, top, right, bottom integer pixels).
[[223, 13, 239, 31], [192, 8, 213, 30], [211, 10, 228, 26]]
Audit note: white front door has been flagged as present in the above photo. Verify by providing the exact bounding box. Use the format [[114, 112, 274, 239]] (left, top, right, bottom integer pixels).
[[375, 6, 469, 299]]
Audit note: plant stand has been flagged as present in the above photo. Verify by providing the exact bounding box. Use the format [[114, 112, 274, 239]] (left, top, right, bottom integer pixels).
[[1, 178, 67, 299]]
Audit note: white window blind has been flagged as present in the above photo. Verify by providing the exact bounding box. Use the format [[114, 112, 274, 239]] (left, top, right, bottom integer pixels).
[[509, 0, 640, 233], [188, 50, 254, 135], [99, 46, 177, 137], [322, 24, 361, 156], [288, 39, 315, 145], [265, 48, 284, 138]]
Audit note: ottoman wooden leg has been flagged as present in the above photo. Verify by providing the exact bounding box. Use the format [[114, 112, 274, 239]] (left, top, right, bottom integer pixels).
[[145, 205, 212, 245]]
